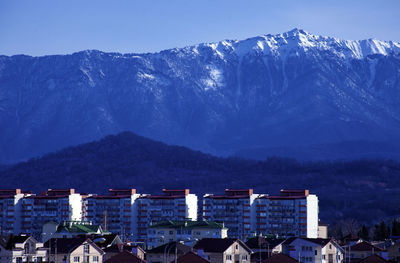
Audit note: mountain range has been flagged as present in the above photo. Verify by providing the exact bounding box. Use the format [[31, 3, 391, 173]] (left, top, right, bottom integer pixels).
[[1, 28, 400, 163]]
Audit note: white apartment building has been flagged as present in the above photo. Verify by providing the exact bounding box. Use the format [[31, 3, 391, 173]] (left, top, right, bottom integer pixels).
[[255, 189, 319, 238], [84, 189, 140, 240], [0, 189, 31, 236], [20, 189, 83, 238], [136, 189, 198, 242], [203, 189, 259, 240]]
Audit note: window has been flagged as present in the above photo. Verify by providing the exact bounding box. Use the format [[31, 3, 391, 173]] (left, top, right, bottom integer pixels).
[[16, 257, 22, 263], [74, 256, 80, 262], [84, 256, 89, 263], [315, 250, 318, 255], [226, 255, 232, 260], [242, 255, 248, 260], [37, 257, 43, 262], [329, 244, 332, 249], [93, 256, 99, 262], [84, 244, 90, 253], [169, 231, 173, 235]]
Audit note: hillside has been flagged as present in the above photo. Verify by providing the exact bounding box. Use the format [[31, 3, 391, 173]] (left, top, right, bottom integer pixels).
[[1, 131, 399, 224], [1, 29, 400, 163]]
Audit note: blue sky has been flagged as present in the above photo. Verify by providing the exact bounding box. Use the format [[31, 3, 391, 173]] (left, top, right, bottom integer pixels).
[[0, 0, 399, 56]]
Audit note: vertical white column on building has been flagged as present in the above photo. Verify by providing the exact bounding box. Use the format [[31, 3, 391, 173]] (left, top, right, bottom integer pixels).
[[306, 194, 319, 238]]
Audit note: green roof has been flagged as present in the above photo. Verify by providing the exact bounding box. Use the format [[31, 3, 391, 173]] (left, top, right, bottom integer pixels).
[[149, 220, 227, 230], [56, 221, 105, 233]]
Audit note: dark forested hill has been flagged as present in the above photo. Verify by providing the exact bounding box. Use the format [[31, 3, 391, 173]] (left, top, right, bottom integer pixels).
[[0, 131, 399, 224]]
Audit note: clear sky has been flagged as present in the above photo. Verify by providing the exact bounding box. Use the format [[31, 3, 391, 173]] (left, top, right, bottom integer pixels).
[[0, 0, 399, 56]]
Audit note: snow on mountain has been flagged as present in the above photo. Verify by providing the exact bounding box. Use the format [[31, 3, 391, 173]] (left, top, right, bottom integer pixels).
[[1, 29, 400, 163]]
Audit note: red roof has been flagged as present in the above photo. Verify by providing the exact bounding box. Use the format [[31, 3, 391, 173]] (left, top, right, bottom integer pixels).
[[350, 242, 384, 252], [104, 251, 144, 263], [171, 252, 210, 263], [359, 254, 388, 263], [261, 254, 298, 263]]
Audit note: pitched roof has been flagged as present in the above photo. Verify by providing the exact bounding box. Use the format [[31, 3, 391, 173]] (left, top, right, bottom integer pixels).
[[282, 237, 333, 247], [261, 253, 299, 263], [358, 254, 388, 263], [104, 251, 144, 263], [5, 235, 31, 249], [194, 238, 252, 253], [146, 242, 190, 254], [172, 252, 210, 263], [149, 220, 226, 230], [245, 236, 286, 249], [56, 222, 102, 233], [45, 237, 104, 254], [350, 241, 384, 252]]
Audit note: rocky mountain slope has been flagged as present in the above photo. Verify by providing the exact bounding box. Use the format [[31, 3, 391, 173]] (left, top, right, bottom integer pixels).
[[1, 29, 400, 163]]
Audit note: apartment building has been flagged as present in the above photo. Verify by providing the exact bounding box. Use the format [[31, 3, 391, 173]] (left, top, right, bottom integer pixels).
[[203, 189, 259, 240], [20, 189, 82, 237], [147, 220, 228, 249], [136, 189, 198, 242], [255, 189, 319, 238], [0, 189, 31, 235], [85, 189, 140, 240]]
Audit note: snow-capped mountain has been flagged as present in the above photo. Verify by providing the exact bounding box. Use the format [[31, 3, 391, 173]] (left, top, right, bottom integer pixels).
[[1, 28, 400, 163]]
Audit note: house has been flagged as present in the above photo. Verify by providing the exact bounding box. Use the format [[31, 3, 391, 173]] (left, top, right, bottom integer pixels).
[[193, 238, 252, 263], [45, 237, 105, 263], [0, 234, 47, 263], [348, 241, 388, 261], [172, 251, 210, 263], [358, 254, 389, 263], [245, 236, 285, 263], [261, 253, 298, 263], [387, 240, 400, 262], [273, 237, 344, 263], [104, 251, 145, 263], [146, 242, 191, 263], [147, 220, 227, 249], [42, 220, 108, 242]]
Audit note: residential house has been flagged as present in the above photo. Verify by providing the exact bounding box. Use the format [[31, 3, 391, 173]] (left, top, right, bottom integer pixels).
[[146, 242, 191, 263], [45, 237, 105, 263], [261, 253, 298, 263], [245, 236, 285, 263], [42, 220, 108, 242], [104, 251, 145, 263], [203, 189, 259, 240], [147, 220, 227, 249], [0, 234, 47, 263], [347, 241, 388, 262], [193, 238, 252, 263], [273, 237, 344, 263], [173, 251, 211, 263]]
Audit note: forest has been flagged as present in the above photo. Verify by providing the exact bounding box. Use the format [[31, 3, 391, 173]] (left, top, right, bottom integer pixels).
[[1, 131, 399, 225]]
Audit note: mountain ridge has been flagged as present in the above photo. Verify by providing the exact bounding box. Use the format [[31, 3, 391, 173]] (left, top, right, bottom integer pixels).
[[1, 29, 400, 163]]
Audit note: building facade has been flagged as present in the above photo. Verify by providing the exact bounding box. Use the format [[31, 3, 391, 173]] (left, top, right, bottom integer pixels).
[[136, 189, 198, 242], [0, 189, 30, 236], [203, 189, 259, 240], [85, 189, 140, 240], [255, 189, 319, 238], [20, 189, 83, 238]]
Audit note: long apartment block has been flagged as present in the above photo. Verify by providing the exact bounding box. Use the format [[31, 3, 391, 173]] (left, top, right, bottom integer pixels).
[[0, 188, 318, 242]]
